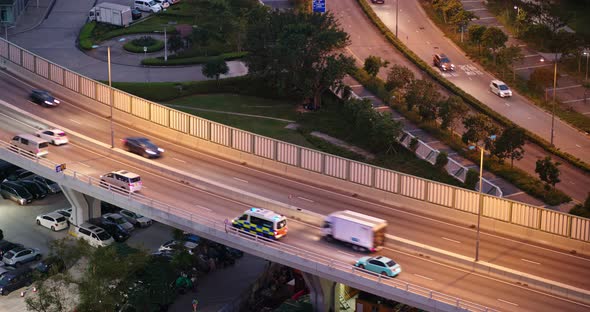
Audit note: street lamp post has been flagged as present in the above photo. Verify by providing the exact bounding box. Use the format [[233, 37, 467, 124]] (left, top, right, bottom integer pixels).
[[107, 46, 114, 148], [513, 6, 520, 35], [540, 56, 558, 146], [395, 0, 399, 38], [584, 50, 589, 82], [469, 135, 495, 262]]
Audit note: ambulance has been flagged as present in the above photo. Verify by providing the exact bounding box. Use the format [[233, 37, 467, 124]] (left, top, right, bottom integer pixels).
[[232, 208, 288, 240]]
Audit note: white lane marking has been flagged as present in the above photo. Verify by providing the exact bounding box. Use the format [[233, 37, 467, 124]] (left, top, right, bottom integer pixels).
[[497, 299, 519, 306], [441, 237, 461, 244], [4, 70, 587, 265], [77, 162, 91, 167], [172, 157, 186, 163], [195, 205, 211, 212], [414, 274, 433, 281], [337, 250, 356, 257], [69, 119, 81, 124], [297, 196, 314, 203], [521, 258, 541, 265], [505, 103, 510, 107], [576, 144, 582, 148], [233, 177, 248, 183]]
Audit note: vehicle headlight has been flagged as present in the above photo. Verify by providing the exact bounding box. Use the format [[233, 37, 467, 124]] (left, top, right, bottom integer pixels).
[[146, 150, 157, 155], [54, 99, 60, 104], [157, 148, 164, 152], [44, 100, 52, 105]]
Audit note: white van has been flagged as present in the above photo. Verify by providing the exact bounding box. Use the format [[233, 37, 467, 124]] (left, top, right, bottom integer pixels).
[[11, 134, 49, 157], [100, 170, 143, 192], [134, 0, 161, 13], [72, 223, 115, 248]]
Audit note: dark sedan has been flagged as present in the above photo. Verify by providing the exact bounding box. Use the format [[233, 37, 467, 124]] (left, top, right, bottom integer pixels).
[[123, 137, 164, 158], [131, 8, 142, 20], [18, 180, 47, 200], [0, 241, 23, 258], [30, 90, 60, 107]]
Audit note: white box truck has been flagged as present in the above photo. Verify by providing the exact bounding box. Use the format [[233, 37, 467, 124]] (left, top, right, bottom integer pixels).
[[321, 210, 387, 252], [89, 2, 132, 27]]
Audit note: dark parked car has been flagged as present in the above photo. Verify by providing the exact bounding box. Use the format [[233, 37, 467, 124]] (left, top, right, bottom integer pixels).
[[123, 137, 164, 158], [3, 169, 35, 182], [30, 90, 60, 107], [0, 181, 33, 205], [18, 180, 47, 200], [101, 201, 121, 214], [0, 267, 32, 295], [0, 241, 23, 258], [0, 160, 18, 182], [88, 218, 130, 242], [31, 176, 61, 194], [34, 256, 66, 275], [131, 8, 142, 20], [371, 0, 384, 3]]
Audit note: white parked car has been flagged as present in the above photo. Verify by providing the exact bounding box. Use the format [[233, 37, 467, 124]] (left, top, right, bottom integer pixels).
[[73, 223, 115, 248], [54, 208, 74, 225], [36, 212, 69, 231], [158, 240, 198, 255], [35, 129, 68, 146], [490, 80, 512, 98], [119, 209, 152, 228]]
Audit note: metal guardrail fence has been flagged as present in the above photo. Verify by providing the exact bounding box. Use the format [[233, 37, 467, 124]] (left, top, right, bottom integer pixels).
[[0, 38, 588, 243], [0, 140, 497, 312]]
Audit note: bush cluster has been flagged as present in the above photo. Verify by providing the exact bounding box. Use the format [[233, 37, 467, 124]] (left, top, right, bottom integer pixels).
[[123, 36, 165, 53], [142, 52, 247, 66]]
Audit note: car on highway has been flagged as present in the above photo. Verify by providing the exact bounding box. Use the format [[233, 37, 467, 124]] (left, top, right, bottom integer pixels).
[[35, 129, 69, 146], [102, 213, 135, 232], [119, 209, 153, 228], [0, 241, 23, 258], [489, 80, 512, 98], [0, 267, 33, 295], [19, 180, 47, 200], [36, 212, 69, 231], [100, 170, 143, 192], [122, 137, 164, 158], [0, 181, 33, 205], [354, 255, 402, 277], [158, 240, 198, 255], [433, 53, 455, 72], [30, 90, 60, 107], [2, 247, 41, 267]]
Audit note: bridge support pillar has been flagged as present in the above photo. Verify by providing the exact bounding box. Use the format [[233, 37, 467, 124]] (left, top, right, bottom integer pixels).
[[302, 272, 337, 312], [61, 186, 101, 226]]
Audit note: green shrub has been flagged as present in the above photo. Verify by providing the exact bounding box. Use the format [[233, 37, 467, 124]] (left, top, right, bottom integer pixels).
[[78, 22, 96, 50], [142, 52, 248, 66], [409, 137, 419, 152], [123, 36, 165, 53], [465, 169, 479, 190], [435, 151, 449, 170]]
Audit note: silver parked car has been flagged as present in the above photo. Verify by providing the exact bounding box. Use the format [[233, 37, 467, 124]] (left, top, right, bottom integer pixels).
[[102, 213, 135, 232], [119, 209, 152, 228], [2, 247, 41, 267]]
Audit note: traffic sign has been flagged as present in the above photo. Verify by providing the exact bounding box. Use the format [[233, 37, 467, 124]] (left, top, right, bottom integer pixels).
[[313, 0, 326, 13], [55, 163, 66, 173]]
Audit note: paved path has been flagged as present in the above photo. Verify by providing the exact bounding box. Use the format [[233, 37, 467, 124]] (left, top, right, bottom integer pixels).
[[166, 104, 296, 123], [6, 0, 247, 82]]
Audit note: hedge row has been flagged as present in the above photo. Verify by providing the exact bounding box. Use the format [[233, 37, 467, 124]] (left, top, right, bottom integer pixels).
[[123, 40, 165, 53], [354, 0, 590, 174], [141, 52, 248, 66], [78, 22, 96, 50]]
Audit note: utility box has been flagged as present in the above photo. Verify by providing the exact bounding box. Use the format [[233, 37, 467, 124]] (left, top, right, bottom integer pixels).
[[89, 2, 132, 27]]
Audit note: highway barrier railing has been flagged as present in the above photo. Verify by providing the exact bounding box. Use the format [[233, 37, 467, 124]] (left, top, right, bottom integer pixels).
[[0, 38, 588, 244], [0, 140, 498, 312]]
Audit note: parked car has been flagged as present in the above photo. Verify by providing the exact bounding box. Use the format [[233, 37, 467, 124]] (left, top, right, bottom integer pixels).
[[0, 241, 23, 258], [119, 209, 152, 228], [433, 53, 455, 72], [2, 247, 41, 267], [36, 212, 69, 231], [102, 213, 135, 232], [3, 169, 35, 182], [30, 90, 60, 107], [100, 170, 143, 192], [34, 256, 65, 276], [88, 218, 130, 242], [133, 0, 161, 13], [154, 0, 169, 9], [0, 181, 33, 205], [158, 240, 198, 255], [72, 223, 115, 248], [0, 267, 32, 295], [122, 137, 164, 158], [371, 0, 385, 3], [35, 129, 69, 146], [101, 201, 121, 214], [490, 80, 513, 98], [54, 208, 74, 225], [19, 180, 47, 200], [0, 266, 8, 278], [32, 176, 61, 194], [131, 8, 142, 20], [354, 256, 401, 277], [0, 160, 18, 182]]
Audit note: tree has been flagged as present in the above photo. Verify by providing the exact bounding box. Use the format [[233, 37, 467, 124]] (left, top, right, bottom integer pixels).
[[385, 64, 415, 91], [432, 0, 462, 24], [497, 45, 524, 80], [245, 9, 355, 109], [570, 193, 590, 218], [462, 113, 500, 150], [202, 58, 230, 84], [25, 275, 75, 312], [493, 126, 526, 167], [449, 9, 477, 42], [535, 156, 561, 188], [167, 34, 185, 55], [363, 55, 389, 77], [524, 0, 569, 34], [468, 24, 487, 55], [438, 95, 468, 132], [528, 67, 555, 94], [404, 79, 440, 114], [231, 8, 249, 53], [482, 27, 508, 64], [369, 112, 403, 154], [435, 151, 449, 170], [191, 26, 211, 56]]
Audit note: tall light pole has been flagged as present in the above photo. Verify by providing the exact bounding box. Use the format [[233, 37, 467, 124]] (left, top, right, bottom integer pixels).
[[107, 46, 114, 148], [584, 50, 589, 82], [164, 26, 168, 62], [469, 135, 495, 262], [513, 6, 520, 35], [540, 56, 558, 146], [395, 0, 399, 38]]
